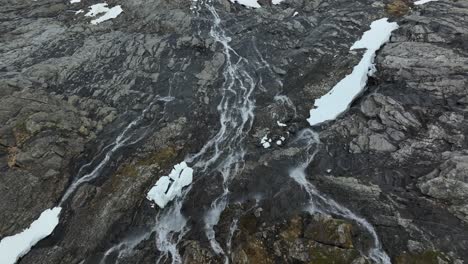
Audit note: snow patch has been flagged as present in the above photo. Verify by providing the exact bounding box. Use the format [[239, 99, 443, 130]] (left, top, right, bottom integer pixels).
[[147, 162, 193, 208], [0, 207, 62, 264], [272, 0, 285, 4], [414, 0, 438, 5], [277, 120, 287, 127], [85, 3, 123, 25], [307, 18, 398, 126], [70, 0, 80, 3], [229, 0, 284, 8], [230, 0, 260, 8], [277, 136, 286, 146], [260, 135, 272, 148]]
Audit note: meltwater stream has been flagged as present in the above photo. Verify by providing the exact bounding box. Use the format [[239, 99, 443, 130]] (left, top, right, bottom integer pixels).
[[0, 97, 170, 264], [59, 102, 156, 205], [101, 3, 392, 264], [153, 1, 258, 262], [101, 2, 258, 263], [289, 129, 391, 264]]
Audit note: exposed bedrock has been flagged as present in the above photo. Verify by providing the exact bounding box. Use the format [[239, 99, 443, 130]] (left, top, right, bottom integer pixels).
[[0, 0, 467, 263]]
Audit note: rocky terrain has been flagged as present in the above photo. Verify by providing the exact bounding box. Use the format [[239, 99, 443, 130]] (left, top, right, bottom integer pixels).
[[1, 0, 467, 263]]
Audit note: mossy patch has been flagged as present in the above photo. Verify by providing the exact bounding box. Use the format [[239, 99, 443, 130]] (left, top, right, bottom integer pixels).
[[239, 213, 258, 235], [13, 121, 30, 146], [395, 251, 453, 264], [7, 146, 18, 168], [136, 146, 177, 167], [307, 240, 362, 264], [304, 217, 354, 249], [117, 163, 140, 177], [239, 238, 274, 264], [114, 146, 178, 178], [386, 0, 412, 17], [280, 215, 303, 242]]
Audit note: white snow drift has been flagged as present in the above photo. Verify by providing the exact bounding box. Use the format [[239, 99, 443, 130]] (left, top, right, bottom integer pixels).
[[229, 0, 285, 8], [85, 3, 123, 25], [147, 162, 193, 208], [415, 0, 438, 5], [307, 18, 399, 126], [0, 207, 62, 264]]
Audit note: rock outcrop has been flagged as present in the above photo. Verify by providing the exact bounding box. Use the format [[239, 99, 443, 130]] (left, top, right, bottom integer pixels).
[[1, 0, 467, 263]]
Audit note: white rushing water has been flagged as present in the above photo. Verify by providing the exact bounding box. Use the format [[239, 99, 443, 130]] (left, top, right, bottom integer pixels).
[[197, 2, 257, 256], [2, 100, 158, 264], [139, 1, 259, 263], [296, 17, 397, 264], [108, 6, 395, 264], [288, 130, 391, 264], [60, 102, 155, 204]]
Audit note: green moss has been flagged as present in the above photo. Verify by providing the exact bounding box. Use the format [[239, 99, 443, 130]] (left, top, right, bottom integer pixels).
[[136, 146, 177, 167], [239, 213, 258, 235], [118, 163, 139, 177], [114, 146, 178, 178], [280, 215, 303, 242], [395, 251, 452, 264], [304, 217, 354, 249], [307, 241, 361, 264], [241, 238, 274, 264], [13, 120, 30, 146], [386, 0, 412, 17]]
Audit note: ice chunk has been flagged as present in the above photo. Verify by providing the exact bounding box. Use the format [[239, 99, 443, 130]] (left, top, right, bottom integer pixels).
[[260, 135, 271, 148], [147, 162, 193, 208]]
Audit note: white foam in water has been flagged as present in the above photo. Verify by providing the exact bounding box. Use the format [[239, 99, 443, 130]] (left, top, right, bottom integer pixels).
[[0, 207, 62, 264], [154, 197, 189, 264], [146, 162, 193, 208], [85, 3, 123, 25], [307, 18, 398, 126], [100, 195, 189, 264]]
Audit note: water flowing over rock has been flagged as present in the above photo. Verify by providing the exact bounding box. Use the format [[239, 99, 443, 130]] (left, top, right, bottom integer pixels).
[[1, 0, 467, 263]]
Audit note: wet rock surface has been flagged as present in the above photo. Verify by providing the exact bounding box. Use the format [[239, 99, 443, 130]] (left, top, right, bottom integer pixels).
[[1, 0, 467, 263]]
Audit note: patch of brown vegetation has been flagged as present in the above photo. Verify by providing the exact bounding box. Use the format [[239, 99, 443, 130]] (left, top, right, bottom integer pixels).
[[7, 146, 18, 168], [13, 122, 30, 146], [386, 0, 412, 17]]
